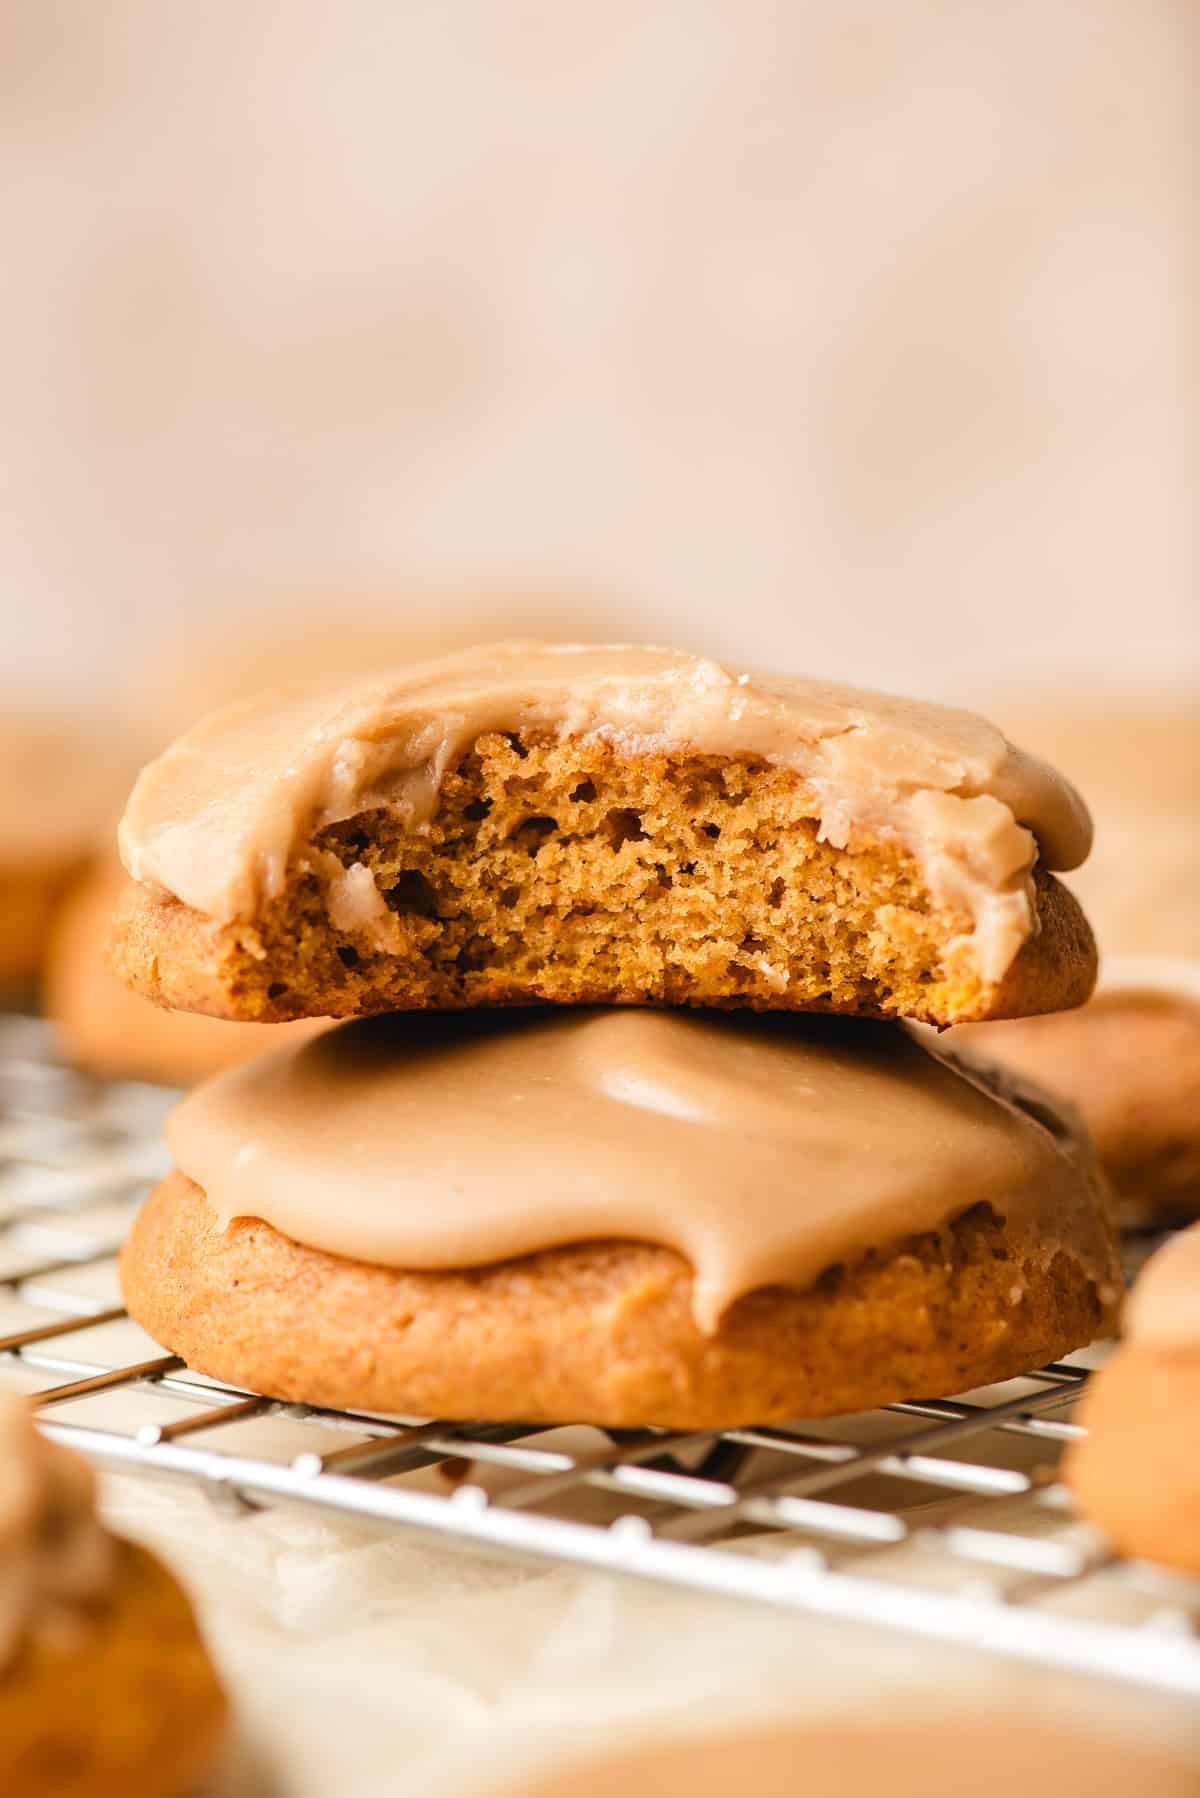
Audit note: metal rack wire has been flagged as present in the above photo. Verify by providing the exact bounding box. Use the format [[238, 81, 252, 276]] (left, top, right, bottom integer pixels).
[[3, 1012, 1197, 1698]]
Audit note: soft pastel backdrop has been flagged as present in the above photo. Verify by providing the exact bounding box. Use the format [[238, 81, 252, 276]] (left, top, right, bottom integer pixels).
[[0, 0, 1195, 702]]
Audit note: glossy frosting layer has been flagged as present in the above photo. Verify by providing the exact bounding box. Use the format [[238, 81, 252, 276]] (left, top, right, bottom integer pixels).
[[1125, 1224, 1200, 1349], [0, 1398, 114, 1668], [168, 1008, 1118, 1334], [120, 642, 1092, 984]]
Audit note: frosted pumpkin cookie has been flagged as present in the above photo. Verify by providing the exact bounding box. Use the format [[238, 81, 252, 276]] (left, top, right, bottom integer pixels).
[[111, 643, 1096, 1028], [121, 1009, 1121, 1428], [496, 1717, 1199, 1798], [0, 1397, 226, 1798], [954, 959, 1200, 1225], [1067, 1224, 1200, 1576], [46, 857, 328, 1086], [57, 601, 570, 1080]]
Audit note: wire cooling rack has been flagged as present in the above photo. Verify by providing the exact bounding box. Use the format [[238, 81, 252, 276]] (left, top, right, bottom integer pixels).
[[2, 1012, 1197, 1699]]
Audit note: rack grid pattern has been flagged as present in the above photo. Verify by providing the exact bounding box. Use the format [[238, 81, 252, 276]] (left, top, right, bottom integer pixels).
[[2, 1013, 1197, 1698]]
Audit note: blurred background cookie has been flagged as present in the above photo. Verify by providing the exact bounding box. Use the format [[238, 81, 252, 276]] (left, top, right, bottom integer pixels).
[[0, 713, 131, 1001], [953, 959, 1200, 1225], [1067, 1225, 1200, 1577], [952, 696, 1200, 1225]]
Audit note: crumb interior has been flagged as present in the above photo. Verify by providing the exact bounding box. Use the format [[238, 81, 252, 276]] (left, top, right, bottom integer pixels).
[[220, 730, 989, 1022]]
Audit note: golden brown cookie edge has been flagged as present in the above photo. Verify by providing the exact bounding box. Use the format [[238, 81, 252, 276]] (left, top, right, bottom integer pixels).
[[122, 1173, 1117, 1430]]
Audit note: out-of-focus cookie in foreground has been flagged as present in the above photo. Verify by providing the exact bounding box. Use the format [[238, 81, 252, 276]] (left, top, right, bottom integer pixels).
[[111, 642, 1098, 1029], [489, 1716, 1199, 1798], [120, 1009, 1121, 1428], [1067, 1224, 1200, 1577], [0, 1396, 226, 1798]]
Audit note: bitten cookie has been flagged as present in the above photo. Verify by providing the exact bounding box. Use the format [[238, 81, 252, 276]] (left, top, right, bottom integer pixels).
[[0, 1398, 226, 1798], [121, 1009, 1121, 1428], [1066, 1225, 1200, 1576], [954, 961, 1200, 1225], [111, 643, 1097, 1029], [58, 603, 578, 1077], [46, 858, 328, 1086]]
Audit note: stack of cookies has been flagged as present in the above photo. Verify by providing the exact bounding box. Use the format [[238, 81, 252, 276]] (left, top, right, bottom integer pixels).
[[110, 642, 1121, 1429]]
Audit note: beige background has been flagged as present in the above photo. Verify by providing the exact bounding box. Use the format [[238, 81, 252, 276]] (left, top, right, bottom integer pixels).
[[0, 0, 1195, 704], [0, 12, 1197, 1788]]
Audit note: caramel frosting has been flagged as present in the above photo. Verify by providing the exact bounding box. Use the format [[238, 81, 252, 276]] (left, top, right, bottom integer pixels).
[[168, 1008, 1118, 1334], [0, 1398, 115, 1669], [120, 642, 1092, 984], [1124, 1225, 1200, 1351]]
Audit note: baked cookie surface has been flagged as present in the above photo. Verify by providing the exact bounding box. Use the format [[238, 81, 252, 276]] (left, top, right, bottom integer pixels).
[[122, 1005, 1120, 1426], [111, 643, 1097, 1028], [123, 1173, 1116, 1428], [47, 857, 328, 1086]]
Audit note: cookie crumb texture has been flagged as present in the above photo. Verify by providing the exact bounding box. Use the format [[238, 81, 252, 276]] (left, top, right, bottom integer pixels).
[[123, 1175, 1115, 1428], [1067, 1345, 1200, 1576], [0, 1540, 226, 1798], [114, 733, 1094, 1027]]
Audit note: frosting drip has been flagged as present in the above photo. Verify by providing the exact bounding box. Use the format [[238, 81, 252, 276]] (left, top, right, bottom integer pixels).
[[0, 1399, 115, 1669], [168, 1008, 1117, 1334], [119, 642, 1092, 985], [1125, 1224, 1200, 1350]]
